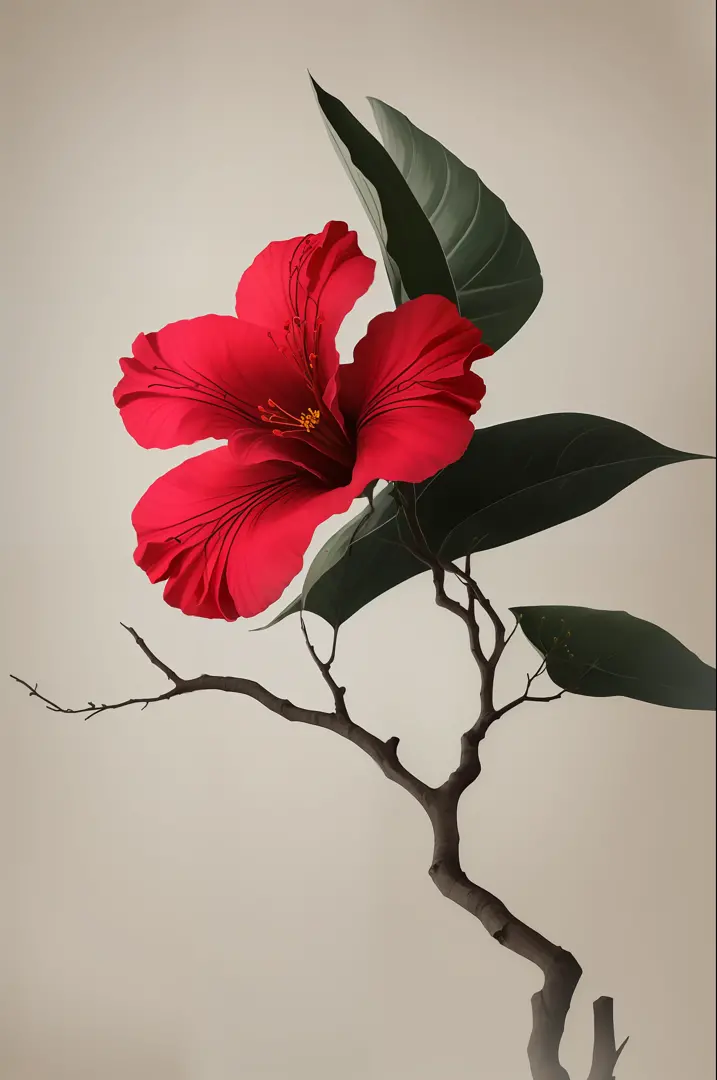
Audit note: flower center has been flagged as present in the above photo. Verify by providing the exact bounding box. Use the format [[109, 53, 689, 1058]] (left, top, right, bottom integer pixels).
[[257, 235, 354, 473], [258, 399, 321, 435]]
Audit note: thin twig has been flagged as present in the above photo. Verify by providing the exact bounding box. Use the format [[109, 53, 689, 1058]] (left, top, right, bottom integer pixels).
[[450, 555, 506, 660], [300, 612, 347, 717], [392, 485, 489, 670], [9, 671, 183, 722], [119, 622, 181, 683]]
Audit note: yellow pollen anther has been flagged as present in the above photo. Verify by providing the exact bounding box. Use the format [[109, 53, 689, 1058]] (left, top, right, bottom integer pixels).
[[258, 400, 321, 435], [298, 407, 320, 432]]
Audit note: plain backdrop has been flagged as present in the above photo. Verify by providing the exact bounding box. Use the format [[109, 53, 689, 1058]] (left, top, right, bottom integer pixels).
[[1, 1, 715, 1078]]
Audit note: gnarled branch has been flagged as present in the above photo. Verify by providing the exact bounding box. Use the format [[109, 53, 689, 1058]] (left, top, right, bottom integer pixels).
[[393, 483, 625, 1079], [12, 605, 625, 1078]]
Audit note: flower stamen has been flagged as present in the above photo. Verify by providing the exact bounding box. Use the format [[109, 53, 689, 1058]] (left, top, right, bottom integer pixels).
[[258, 400, 321, 434]]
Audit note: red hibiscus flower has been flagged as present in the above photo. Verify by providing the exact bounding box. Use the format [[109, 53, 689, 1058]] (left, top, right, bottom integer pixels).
[[114, 221, 491, 620]]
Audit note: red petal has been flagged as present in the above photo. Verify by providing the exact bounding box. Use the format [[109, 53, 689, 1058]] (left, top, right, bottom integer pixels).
[[351, 401, 478, 490], [339, 295, 490, 422], [235, 221, 375, 415], [428, 371, 488, 411], [132, 447, 356, 619], [114, 315, 311, 450], [339, 295, 490, 487]]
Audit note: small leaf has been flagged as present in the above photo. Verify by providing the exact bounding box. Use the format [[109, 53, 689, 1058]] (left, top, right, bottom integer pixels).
[[265, 414, 708, 629], [512, 605, 716, 710]]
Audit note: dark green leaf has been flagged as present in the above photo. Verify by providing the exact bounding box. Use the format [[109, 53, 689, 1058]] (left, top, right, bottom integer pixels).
[[511, 605, 716, 710], [265, 413, 706, 629], [311, 77, 456, 305], [369, 97, 543, 351], [311, 76, 542, 351]]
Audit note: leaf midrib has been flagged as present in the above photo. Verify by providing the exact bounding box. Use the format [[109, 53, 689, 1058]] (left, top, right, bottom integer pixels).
[[327, 450, 688, 564], [548, 653, 702, 691]]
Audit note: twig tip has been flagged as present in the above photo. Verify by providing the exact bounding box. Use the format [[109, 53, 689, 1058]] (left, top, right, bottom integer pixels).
[[615, 1034, 630, 1060]]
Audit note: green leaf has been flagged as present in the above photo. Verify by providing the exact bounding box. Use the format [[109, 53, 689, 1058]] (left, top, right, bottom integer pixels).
[[311, 76, 542, 351], [265, 413, 707, 629], [511, 606, 716, 710], [311, 77, 456, 306], [369, 97, 543, 351]]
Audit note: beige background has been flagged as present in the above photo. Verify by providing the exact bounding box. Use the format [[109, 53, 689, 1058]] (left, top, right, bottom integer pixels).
[[1, 1, 715, 1077]]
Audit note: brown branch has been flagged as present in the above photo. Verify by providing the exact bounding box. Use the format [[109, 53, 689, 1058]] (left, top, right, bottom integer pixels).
[[422, 772, 582, 1080], [394, 484, 563, 796], [119, 622, 181, 683], [297, 612, 431, 803], [392, 486, 488, 670], [300, 613, 348, 717], [432, 562, 487, 670], [439, 662, 565, 800], [587, 997, 629, 1080], [455, 552, 506, 659], [13, 532, 625, 1077], [10, 624, 430, 805], [393, 483, 625, 1079]]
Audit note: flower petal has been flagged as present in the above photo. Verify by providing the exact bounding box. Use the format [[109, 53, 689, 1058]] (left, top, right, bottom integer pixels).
[[351, 400, 478, 489], [132, 447, 356, 619], [339, 294, 490, 426], [339, 295, 489, 486], [114, 315, 312, 450], [235, 221, 375, 414]]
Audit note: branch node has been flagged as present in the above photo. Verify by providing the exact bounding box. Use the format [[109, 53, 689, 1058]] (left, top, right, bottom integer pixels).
[[384, 735, 403, 765]]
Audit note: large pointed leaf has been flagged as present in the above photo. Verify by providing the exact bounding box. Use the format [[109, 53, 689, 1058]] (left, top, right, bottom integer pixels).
[[512, 605, 716, 710], [369, 97, 543, 351], [311, 77, 541, 351], [311, 77, 456, 305], [265, 413, 706, 629]]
